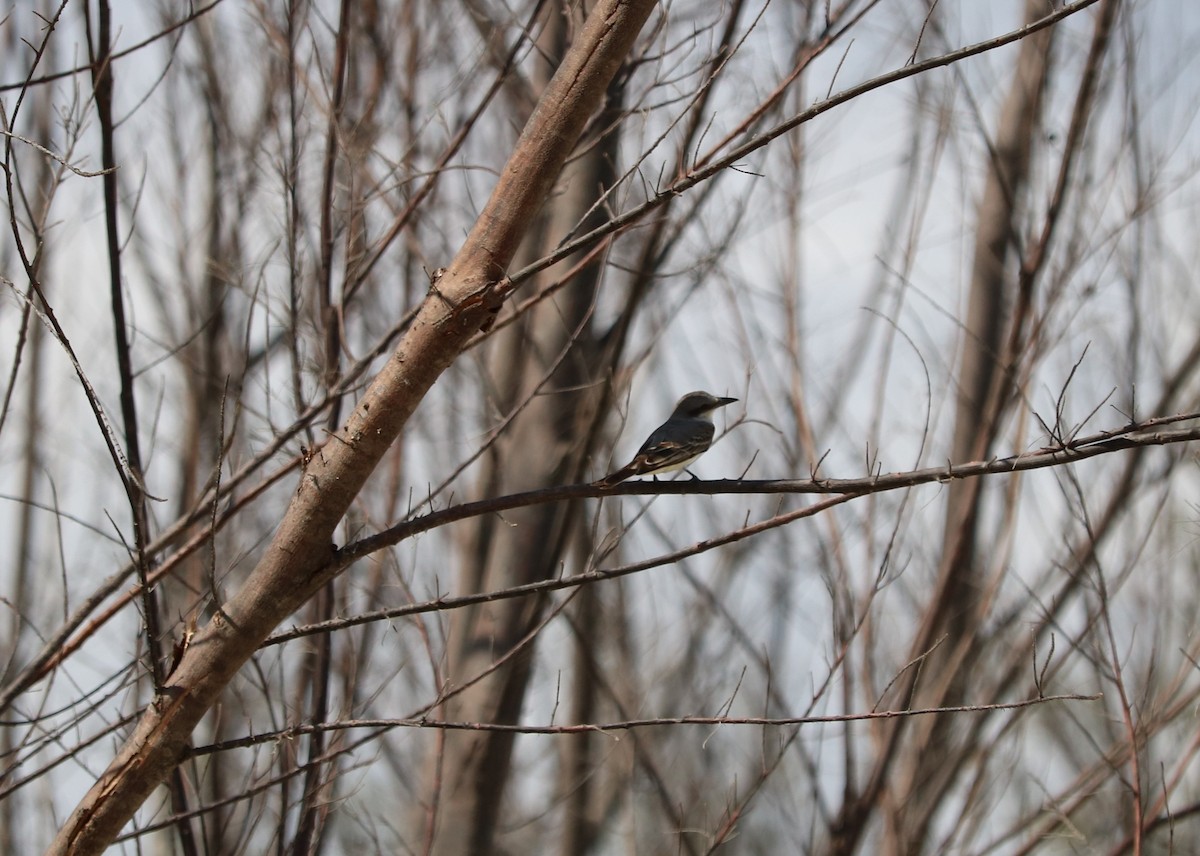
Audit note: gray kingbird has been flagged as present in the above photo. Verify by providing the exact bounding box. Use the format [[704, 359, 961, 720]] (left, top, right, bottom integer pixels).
[[599, 391, 737, 486]]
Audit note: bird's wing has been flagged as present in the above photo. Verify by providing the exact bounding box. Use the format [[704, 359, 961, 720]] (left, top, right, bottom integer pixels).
[[633, 419, 715, 468]]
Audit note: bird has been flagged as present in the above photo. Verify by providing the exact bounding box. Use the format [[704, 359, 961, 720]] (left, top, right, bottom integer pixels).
[[599, 391, 737, 486]]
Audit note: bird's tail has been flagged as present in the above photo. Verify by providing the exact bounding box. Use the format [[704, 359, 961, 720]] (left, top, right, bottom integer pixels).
[[596, 464, 635, 487]]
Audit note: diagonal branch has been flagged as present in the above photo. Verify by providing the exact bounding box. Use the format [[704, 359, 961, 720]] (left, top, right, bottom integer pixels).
[[46, 1, 660, 853]]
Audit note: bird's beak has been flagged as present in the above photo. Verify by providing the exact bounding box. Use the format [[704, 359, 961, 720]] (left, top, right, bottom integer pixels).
[[716, 397, 737, 408]]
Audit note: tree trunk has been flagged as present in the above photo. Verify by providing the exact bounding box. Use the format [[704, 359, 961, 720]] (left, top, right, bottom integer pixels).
[[46, 2, 657, 852]]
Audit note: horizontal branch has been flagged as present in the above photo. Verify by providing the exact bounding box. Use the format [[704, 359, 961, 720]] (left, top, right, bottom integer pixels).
[[345, 411, 1200, 555], [263, 413, 1200, 646], [189, 692, 1101, 755]]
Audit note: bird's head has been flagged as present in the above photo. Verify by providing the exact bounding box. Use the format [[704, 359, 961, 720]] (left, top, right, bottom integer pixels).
[[671, 391, 738, 419]]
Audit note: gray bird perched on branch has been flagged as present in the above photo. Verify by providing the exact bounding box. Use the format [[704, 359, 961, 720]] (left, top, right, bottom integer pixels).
[[599, 391, 737, 486]]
